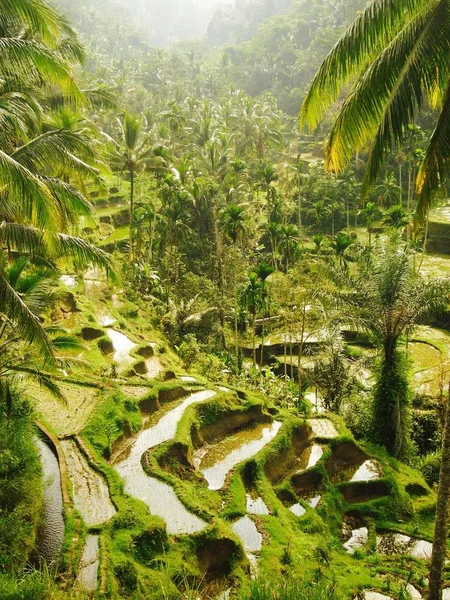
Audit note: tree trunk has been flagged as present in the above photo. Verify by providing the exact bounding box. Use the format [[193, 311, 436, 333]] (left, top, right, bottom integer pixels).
[[252, 313, 256, 371], [428, 384, 450, 600], [298, 169, 302, 230], [129, 168, 135, 262], [374, 343, 409, 458]]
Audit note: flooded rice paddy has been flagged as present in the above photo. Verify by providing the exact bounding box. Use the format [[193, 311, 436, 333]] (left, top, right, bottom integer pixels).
[[61, 439, 116, 527], [199, 421, 282, 490]]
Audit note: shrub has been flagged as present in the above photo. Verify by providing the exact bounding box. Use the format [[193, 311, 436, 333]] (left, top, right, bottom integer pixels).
[[114, 560, 138, 593]]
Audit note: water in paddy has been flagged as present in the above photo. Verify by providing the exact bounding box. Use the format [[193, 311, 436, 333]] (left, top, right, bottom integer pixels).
[[289, 503, 306, 517], [246, 495, 269, 515], [298, 444, 323, 471], [106, 329, 136, 368], [308, 419, 338, 439], [350, 460, 383, 482], [307, 495, 321, 508], [115, 390, 216, 535], [343, 527, 368, 554], [60, 439, 116, 527], [76, 534, 99, 592], [98, 314, 116, 326], [60, 274, 76, 288], [405, 584, 422, 599], [376, 532, 433, 560], [35, 436, 64, 564], [232, 516, 262, 552], [200, 421, 282, 490]]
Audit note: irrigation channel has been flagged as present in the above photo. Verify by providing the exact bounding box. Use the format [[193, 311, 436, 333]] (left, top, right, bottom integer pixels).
[[35, 434, 64, 565]]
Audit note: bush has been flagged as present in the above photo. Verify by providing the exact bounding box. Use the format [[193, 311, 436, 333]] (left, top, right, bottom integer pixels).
[[0, 398, 42, 573], [237, 578, 341, 600], [420, 452, 441, 487], [179, 334, 200, 369], [114, 560, 139, 593], [132, 520, 168, 562]]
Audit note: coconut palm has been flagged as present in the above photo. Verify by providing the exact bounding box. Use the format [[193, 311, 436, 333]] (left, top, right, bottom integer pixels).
[[328, 237, 449, 458], [0, 0, 114, 358], [331, 232, 353, 271], [220, 203, 248, 248], [279, 224, 301, 272], [105, 113, 153, 261], [240, 272, 264, 370], [374, 172, 401, 208], [358, 202, 382, 248], [300, 0, 450, 223], [428, 384, 450, 600], [220, 203, 248, 372]]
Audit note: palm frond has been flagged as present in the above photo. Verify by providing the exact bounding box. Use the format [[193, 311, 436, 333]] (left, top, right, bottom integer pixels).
[[55, 233, 117, 280], [300, 0, 429, 131], [0, 268, 55, 365], [0, 223, 117, 279], [416, 78, 450, 221], [2, 0, 72, 46], [0, 150, 59, 232], [0, 37, 81, 96]]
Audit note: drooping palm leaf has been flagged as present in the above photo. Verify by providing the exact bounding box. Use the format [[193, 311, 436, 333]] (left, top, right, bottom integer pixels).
[[0, 268, 55, 364], [416, 79, 450, 220], [300, 0, 430, 131]]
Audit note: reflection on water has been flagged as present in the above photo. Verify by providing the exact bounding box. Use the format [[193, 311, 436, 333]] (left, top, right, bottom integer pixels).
[[107, 329, 136, 368], [350, 460, 383, 482], [200, 421, 282, 490], [35, 436, 64, 564], [308, 419, 338, 439], [376, 532, 433, 560], [307, 495, 321, 508]]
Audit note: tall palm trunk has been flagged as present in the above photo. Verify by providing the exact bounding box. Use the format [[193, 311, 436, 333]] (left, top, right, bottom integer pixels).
[[428, 383, 450, 600], [251, 313, 256, 371], [297, 169, 302, 230], [373, 342, 409, 458], [129, 168, 135, 262], [297, 305, 306, 401]]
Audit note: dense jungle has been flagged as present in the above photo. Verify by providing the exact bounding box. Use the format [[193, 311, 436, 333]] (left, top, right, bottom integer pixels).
[[2, 0, 450, 599]]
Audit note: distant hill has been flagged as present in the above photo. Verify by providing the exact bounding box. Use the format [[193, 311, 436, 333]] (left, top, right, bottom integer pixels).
[[58, 0, 229, 50]]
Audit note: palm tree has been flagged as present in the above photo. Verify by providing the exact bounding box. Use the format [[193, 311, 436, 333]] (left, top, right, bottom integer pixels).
[[359, 202, 382, 248], [257, 162, 279, 221], [428, 384, 450, 600], [106, 113, 152, 261], [220, 203, 248, 248], [382, 205, 411, 230], [252, 262, 275, 368], [240, 272, 264, 370], [331, 232, 353, 271], [279, 224, 300, 272], [328, 237, 449, 458], [374, 172, 401, 208], [0, 0, 115, 356], [300, 0, 450, 223], [267, 221, 281, 268], [220, 203, 248, 373]]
